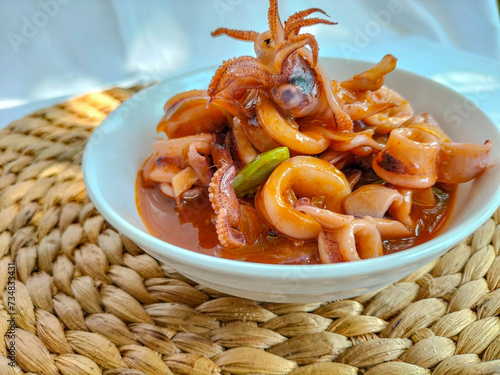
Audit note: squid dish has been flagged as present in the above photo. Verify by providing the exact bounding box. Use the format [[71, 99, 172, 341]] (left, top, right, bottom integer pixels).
[[136, 0, 493, 264]]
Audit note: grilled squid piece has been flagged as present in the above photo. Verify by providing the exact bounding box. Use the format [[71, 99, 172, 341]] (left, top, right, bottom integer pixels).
[[143, 134, 214, 183], [438, 140, 493, 183], [258, 156, 351, 240], [158, 90, 227, 138], [373, 128, 493, 188], [373, 128, 441, 188]]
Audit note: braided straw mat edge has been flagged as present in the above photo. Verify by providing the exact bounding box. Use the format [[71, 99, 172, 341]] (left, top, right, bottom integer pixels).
[[1, 85, 500, 375]]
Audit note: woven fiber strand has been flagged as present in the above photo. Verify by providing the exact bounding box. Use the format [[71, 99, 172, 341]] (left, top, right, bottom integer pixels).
[[1, 87, 500, 375]]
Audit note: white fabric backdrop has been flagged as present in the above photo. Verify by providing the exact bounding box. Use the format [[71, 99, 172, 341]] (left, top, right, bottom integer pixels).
[[1, 0, 499, 128]]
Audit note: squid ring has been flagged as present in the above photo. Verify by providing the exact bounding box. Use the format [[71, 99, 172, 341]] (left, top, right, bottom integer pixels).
[[337, 219, 384, 261], [258, 156, 351, 240], [373, 128, 440, 188]]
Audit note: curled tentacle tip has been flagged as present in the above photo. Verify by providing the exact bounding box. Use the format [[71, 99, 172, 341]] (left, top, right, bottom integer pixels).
[[216, 207, 245, 248], [314, 8, 331, 17], [211, 28, 227, 37]]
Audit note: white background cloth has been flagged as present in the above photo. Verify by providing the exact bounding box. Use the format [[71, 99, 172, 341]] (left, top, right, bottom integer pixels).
[[1, 0, 499, 129]]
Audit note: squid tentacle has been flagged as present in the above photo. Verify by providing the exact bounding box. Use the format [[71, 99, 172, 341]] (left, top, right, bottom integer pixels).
[[274, 33, 320, 71], [284, 17, 336, 38], [211, 28, 259, 41], [208, 163, 240, 226], [208, 163, 246, 248], [215, 208, 245, 248], [285, 8, 329, 31], [268, 0, 285, 44], [313, 60, 354, 130], [207, 56, 277, 99], [294, 197, 354, 230]]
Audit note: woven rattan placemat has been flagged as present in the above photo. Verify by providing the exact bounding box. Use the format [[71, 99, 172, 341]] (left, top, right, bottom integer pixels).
[[1, 86, 500, 375]]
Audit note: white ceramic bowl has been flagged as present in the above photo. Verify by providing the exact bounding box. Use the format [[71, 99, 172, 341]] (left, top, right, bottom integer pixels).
[[83, 58, 500, 303]]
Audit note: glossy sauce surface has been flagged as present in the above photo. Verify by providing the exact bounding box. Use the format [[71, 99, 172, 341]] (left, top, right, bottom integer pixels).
[[136, 172, 456, 264]]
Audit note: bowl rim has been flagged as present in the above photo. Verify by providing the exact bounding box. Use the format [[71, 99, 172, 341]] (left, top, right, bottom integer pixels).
[[83, 57, 500, 281]]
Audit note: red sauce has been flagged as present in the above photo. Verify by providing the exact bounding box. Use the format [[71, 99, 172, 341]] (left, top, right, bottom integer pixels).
[[136, 173, 220, 256], [136, 172, 456, 264], [383, 185, 456, 254]]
